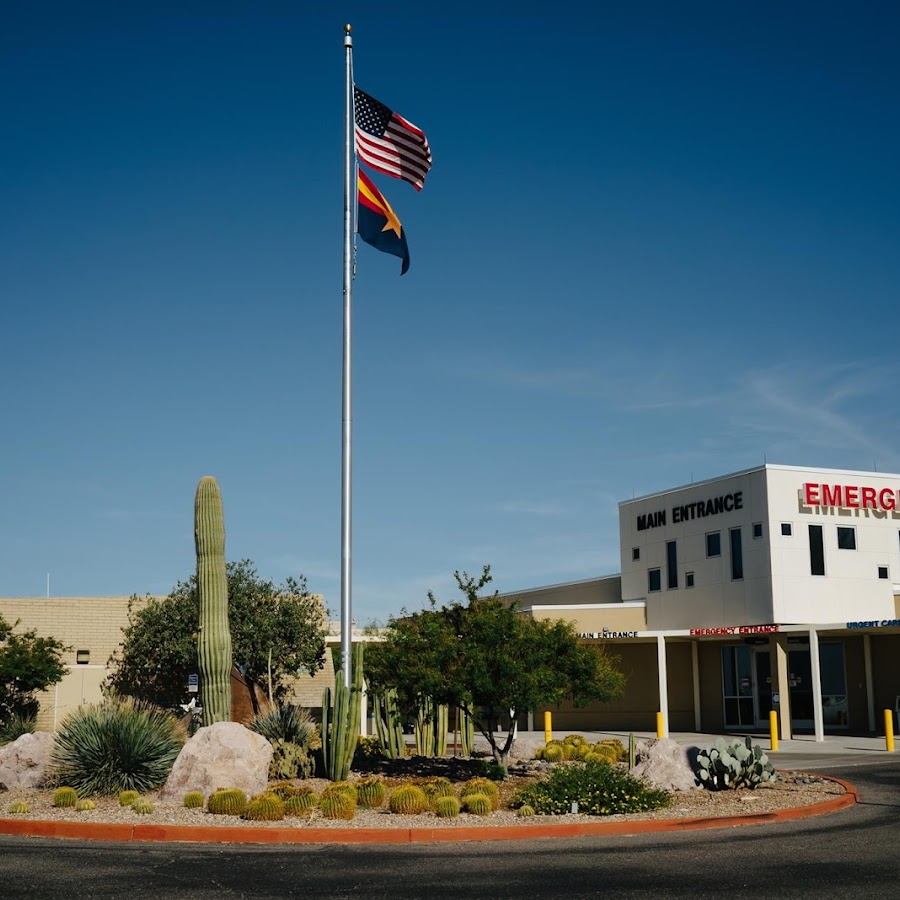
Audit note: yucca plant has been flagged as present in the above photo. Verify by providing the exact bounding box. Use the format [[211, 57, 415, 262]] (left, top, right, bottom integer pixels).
[[0, 713, 37, 746], [249, 705, 322, 750], [50, 697, 186, 796]]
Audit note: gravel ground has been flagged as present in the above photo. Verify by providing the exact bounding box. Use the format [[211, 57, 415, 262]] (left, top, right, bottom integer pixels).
[[0, 772, 845, 830]]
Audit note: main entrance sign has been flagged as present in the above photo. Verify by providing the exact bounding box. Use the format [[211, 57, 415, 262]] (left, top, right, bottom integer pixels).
[[636, 491, 743, 531]]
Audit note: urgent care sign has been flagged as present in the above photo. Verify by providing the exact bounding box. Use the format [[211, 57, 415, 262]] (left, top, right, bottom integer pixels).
[[803, 482, 900, 512]]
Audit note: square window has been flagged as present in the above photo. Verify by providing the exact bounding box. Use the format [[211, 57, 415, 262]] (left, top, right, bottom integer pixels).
[[753, 522, 763, 539], [837, 526, 856, 550], [706, 532, 721, 557], [632, 547, 640, 561], [878, 566, 889, 580], [686, 571, 695, 588], [76, 649, 90, 665], [648, 569, 661, 592], [781, 523, 793, 536]]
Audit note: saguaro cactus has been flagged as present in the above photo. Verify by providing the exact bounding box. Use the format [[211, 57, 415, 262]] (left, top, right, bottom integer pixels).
[[195, 475, 232, 725]]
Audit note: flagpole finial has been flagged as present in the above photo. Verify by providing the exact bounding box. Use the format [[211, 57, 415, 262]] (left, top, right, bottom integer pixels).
[[344, 23, 352, 34]]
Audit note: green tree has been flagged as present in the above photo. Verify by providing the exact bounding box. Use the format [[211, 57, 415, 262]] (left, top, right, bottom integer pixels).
[[0, 614, 68, 723], [365, 566, 626, 770], [106, 560, 329, 714]]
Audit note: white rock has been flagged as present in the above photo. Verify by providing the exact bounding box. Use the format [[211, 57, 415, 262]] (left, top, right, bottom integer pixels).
[[630, 738, 699, 792], [158, 722, 272, 801], [0, 731, 56, 789]]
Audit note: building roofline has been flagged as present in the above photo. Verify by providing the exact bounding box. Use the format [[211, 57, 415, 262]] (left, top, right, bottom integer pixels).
[[496, 572, 621, 600], [618, 462, 900, 508]]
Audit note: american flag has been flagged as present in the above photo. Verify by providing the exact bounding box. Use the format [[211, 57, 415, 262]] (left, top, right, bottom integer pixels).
[[354, 87, 432, 191]]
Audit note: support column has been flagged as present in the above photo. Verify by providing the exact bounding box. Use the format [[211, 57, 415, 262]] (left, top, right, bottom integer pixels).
[[809, 628, 824, 742], [771, 634, 792, 740], [691, 641, 701, 731], [864, 633, 876, 733], [657, 635, 670, 738]]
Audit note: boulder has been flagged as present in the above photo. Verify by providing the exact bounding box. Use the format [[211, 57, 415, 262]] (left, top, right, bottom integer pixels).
[[630, 738, 699, 792], [158, 722, 272, 802], [0, 731, 56, 789]]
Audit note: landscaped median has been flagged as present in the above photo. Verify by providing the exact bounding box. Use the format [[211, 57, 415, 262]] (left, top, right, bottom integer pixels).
[[0, 775, 857, 845]]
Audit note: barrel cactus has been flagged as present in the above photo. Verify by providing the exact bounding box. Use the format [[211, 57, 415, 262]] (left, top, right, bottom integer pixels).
[[695, 736, 776, 790], [195, 476, 232, 726], [7, 801, 29, 815], [243, 793, 285, 821], [461, 792, 492, 816], [421, 776, 454, 808], [118, 790, 139, 807], [52, 787, 78, 808], [356, 777, 385, 808], [183, 791, 205, 809], [319, 791, 356, 820], [516, 804, 536, 818], [131, 797, 154, 815], [207, 787, 248, 816], [75, 799, 95, 812], [460, 778, 499, 810], [434, 796, 460, 818], [284, 792, 319, 816], [388, 785, 427, 815]]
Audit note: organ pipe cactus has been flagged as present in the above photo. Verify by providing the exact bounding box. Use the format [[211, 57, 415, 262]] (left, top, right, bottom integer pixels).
[[415, 696, 435, 757], [195, 476, 232, 726], [460, 704, 475, 756], [321, 642, 364, 781], [374, 688, 405, 759], [435, 703, 448, 756]]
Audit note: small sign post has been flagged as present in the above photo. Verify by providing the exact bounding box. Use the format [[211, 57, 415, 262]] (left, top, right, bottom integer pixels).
[[188, 674, 199, 694]]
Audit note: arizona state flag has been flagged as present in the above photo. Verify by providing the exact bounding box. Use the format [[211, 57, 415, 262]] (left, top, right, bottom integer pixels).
[[357, 168, 410, 275]]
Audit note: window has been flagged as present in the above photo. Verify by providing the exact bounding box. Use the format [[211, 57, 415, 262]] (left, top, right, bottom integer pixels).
[[753, 522, 763, 539], [809, 524, 825, 576], [632, 547, 640, 561], [730, 527, 743, 580], [706, 532, 721, 557], [648, 569, 661, 592], [878, 566, 889, 580], [686, 571, 695, 588], [781, 523, 793, 536], [666, 540, 678, 589], [837, 526, 856, 550]]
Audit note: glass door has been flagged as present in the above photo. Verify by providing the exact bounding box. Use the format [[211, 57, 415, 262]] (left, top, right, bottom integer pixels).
[[722, 645, 755, 728]]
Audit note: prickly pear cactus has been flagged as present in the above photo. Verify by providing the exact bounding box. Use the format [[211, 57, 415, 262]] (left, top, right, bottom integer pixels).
[[195, 476, 232, 726], [695, 736, 776, 790]]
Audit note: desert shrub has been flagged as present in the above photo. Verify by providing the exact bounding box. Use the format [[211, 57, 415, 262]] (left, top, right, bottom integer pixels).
[[50, 697, 186, 795], [512, 761, 671, 816], [183, 791, 204, 809], [353, 735, 384, 766], [434, 796, 460, 818], [0, 713, 37, 746], [460, 777, 499, 810], [388, 785, 427, 815]]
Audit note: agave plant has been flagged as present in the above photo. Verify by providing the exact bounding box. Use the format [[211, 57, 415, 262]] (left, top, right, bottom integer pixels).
[[0, 712, 37, 746], [50, 697, 186, 796], [248, 704, 322, 750]]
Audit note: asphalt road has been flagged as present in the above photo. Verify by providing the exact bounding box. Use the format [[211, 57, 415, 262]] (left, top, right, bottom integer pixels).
[[0, 761, 898, 899]]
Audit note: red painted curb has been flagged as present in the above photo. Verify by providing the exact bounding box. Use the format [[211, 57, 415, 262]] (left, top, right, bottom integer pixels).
[[0, 776, 857, 845]]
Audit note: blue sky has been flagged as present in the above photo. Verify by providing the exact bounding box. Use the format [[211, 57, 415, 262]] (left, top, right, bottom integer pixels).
[[3, 2, 899, 622]]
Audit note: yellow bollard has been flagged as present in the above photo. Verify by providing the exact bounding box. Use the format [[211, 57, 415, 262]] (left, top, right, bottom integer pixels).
[[544, 711, 552, 744], [656, 711, 664, 738], [885, 709, 895, 752], [769, 709, 779, 752]]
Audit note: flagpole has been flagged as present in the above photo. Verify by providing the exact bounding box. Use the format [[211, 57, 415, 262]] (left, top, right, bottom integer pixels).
[[341, 23, 354, 687]]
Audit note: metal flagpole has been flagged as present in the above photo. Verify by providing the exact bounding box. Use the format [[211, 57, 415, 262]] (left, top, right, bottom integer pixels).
[[341, 23, 354, 686]]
